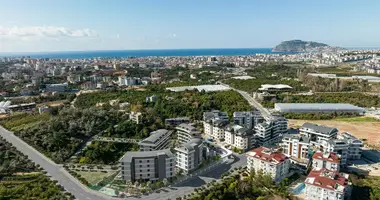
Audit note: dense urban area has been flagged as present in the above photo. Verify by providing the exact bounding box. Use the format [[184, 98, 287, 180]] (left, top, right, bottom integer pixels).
[[2, 47, 380, 200]]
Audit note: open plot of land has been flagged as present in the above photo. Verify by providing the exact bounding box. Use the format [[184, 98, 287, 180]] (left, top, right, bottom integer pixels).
[[76, 171, 113, 185], [289, 118, 380, 147]]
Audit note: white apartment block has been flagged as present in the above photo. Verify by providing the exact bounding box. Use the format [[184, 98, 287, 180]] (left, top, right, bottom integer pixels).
[[254, 116, 288, 146], [203, 120, 228, 140], [224, 124, 254, 150], [305, 169, 350, 200], [175, 138, 204, 174], [233, 111, 263, 129], [321, 139, 349, 167], [280, 134, 310, 161], [120, 149, 175, 182], [203, 110, 229, 140], [176, 123, 201, 144], [138, 129, 172, 152], [300, 123, 338, 145], [272, 115, 289, 135], [312, 151, 340, 171], [129, 111, 143, 124], [339, 132, 363, 160], [247, 147, 290, 183]]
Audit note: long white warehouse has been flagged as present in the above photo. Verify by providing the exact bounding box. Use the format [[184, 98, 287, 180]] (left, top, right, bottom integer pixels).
[[274, 103, 365, 114]]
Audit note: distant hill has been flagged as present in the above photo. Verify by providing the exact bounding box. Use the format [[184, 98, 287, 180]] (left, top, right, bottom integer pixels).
[[272, 40, 340, 52]]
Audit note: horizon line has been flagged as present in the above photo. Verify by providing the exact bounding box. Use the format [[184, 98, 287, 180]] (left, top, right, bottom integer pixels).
[[1, 46, 380, 56]]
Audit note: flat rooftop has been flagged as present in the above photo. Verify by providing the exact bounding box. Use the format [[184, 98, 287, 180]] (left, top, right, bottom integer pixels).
[[231, 75, 255, 80], [258, 84, 292, 91], [275, 103, 365, 113], [166, 84, 231, 92]]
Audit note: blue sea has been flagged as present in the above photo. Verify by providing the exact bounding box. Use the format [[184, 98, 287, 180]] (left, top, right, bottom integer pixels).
[[0, 48, 292, 59]]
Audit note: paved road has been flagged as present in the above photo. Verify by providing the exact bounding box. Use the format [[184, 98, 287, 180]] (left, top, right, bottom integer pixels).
[[0, 126, 113, 200], [218, 82, 272, 119]]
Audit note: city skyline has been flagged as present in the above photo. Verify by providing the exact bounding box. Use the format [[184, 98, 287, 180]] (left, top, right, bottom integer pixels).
[[1, 0, 380, 52]]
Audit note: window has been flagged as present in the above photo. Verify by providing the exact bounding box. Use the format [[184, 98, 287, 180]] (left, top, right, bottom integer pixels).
[[148, 169, 150, 172], [140, 174, 142, 177], [147, 174, 150, 176], [140, 165, 142, 168], [140, 170, 142, 172], [139, 160, 142, 163], [147, 160, 150, 163], [147, 165, 150, 167]]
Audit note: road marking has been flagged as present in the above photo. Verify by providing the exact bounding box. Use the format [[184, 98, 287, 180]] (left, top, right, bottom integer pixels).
[[72, 188, 77, 191]]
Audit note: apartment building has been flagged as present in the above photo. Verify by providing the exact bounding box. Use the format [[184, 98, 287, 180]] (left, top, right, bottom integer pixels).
[[300, 123, 338, 144], [304, 169, 350, 200], [138, 129, 172, 152], [339, 132, 363, 160], [224, 124, 254, 150], [254, 116, 288, 146], [129, 111, 143, 124], [233, 111, 263, 129], [321, 139, 349, 166], [175, 138, 204, 174], [272, 115, 289, 134], [120, 149, 175, 182], [280, 134, 310, 161], [247, 147, 290, 183], [203, 110, 229, 140], [176, 123, 201, 144], [165, 117, 191, 127], [312, 151, 340, 171]]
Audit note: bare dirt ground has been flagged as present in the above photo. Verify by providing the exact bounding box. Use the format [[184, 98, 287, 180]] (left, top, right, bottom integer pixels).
[[289, 119, 380, 147]]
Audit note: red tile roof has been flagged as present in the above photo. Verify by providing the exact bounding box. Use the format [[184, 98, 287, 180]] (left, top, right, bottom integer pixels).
[[312, 151, 340, 164], [305, 168, 348, 193], [248, 147, 288, 164]]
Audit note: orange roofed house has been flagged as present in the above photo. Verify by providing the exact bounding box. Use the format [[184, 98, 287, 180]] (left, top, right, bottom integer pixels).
[[246, 147, 290, 183], [312, 151, 341, 171], [305, 169, 350, 200]]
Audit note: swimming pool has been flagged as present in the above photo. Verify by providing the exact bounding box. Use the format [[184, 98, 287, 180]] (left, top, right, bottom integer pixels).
[[291, 183, 306, 195]]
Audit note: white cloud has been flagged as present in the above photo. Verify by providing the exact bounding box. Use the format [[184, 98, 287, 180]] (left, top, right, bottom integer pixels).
[[172, 33, 177, 37], [0, 26, 98, 38]]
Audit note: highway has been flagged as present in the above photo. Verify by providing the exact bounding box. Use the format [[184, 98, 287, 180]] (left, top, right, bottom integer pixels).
[[0, 126, 113, 200], [217, 82, 273, 119]]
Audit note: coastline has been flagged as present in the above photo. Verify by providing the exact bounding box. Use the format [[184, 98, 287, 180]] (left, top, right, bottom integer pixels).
[[0, 48, 295, 59]]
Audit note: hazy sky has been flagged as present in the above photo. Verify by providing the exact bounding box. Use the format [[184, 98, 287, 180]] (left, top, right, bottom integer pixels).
[[1, 0, 380, 52]]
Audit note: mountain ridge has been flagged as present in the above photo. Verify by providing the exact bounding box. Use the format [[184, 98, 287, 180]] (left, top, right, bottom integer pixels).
[[272, 40, 342, 52]]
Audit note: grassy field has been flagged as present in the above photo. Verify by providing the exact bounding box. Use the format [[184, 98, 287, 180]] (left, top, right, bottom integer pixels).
[[1, 113, 51, 131], [333, 116, 380, 122], [76, 171, 113, 185]]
